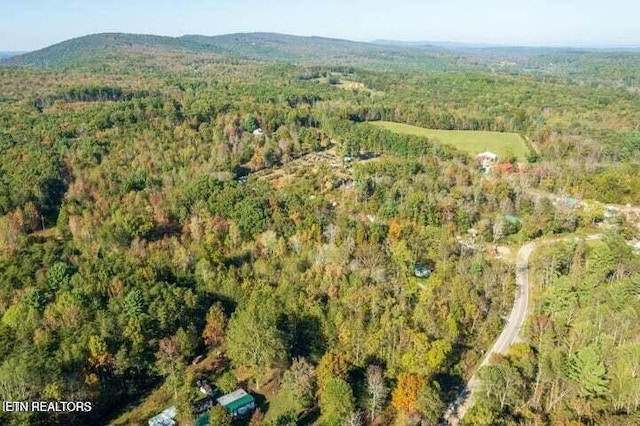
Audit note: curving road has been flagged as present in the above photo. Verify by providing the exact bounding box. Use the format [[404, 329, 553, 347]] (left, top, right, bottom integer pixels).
[[444, 241, 536, 424], [444, 234, 602, 425], [443, 185, 639, 424]]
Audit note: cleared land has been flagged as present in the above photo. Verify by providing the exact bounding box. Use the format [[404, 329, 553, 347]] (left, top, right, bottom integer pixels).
[[317, 77, 385, 95], [371, 121, 530, 160]]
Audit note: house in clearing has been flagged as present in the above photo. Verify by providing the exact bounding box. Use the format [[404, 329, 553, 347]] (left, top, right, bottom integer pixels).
[[192, 380, 217, 415], [216, 389, 256, 418], [192, 396, 214, 415], [476, 152, 499, 173], [199, 383, 215, 396], [476, 152, 498, 162]]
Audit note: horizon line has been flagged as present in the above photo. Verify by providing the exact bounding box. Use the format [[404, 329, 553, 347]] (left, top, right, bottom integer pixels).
[[3, 30, 640, 53]]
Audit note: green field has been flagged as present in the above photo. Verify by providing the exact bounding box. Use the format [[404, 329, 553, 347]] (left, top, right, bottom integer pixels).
[[371, 121, 530, 160]]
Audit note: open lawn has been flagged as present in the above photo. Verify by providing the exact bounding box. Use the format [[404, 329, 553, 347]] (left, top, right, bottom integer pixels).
[[371, 121, 530, 161], [262, 388, 301, 422]]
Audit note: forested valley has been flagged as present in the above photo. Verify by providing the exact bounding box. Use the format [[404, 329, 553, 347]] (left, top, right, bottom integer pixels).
[[0, 33, 639, 426]]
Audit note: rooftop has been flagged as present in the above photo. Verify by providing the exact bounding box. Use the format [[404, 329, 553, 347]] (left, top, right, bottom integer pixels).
[[477, 151, 498, 159], [216, 389, 255, 413], [148, 406, 177, 426]]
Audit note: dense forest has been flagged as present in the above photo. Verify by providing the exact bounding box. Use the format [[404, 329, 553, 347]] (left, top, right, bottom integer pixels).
[[0, 33, 639, 426]]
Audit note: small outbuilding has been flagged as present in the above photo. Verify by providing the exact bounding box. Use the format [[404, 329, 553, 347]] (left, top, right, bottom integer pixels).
[[414, 263, 432, 278], [199, 383, 215, 396], [504, 215, 523, 225], [498, 163, 514, 173]]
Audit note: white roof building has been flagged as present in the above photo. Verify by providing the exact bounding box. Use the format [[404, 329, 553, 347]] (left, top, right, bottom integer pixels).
[[476, 152, 499, 161], [148, 406, 177, 426]]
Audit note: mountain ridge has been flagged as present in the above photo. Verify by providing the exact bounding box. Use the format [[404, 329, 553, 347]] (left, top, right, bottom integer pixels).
[[0, 51, 24, 59], [373, 39, 640, 51], [0, 32, 456, 69], [4, 32, 640, 74]]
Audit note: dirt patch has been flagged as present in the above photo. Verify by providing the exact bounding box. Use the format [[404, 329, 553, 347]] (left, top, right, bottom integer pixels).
[[491, 245, 513, 261], [255, 148, 352, 191]]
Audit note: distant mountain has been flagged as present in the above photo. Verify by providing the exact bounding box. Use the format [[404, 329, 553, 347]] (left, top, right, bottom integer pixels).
[[181, 32, 395, 61], [5, 32, 639, 75], [372, 39, 446, 49], [373, 39, 640, 54], [373, 39, 575, 54], [0, 32, 456, 70], [0, 52, 23, 59], [1, 33, 227, 67]]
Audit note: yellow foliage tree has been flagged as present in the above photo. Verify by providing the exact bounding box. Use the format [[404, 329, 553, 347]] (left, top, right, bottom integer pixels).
[[391, 373, 425, 414]]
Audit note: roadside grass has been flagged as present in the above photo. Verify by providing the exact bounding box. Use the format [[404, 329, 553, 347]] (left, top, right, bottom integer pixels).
[[370, 121, 530, 161]]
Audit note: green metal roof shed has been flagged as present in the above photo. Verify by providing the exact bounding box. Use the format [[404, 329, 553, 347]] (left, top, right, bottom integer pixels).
[[504, 215, 523, 224], [216, 389, 256, 417]]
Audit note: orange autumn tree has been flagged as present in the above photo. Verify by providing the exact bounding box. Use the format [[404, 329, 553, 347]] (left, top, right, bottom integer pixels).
[[392, 373, 426, 414], [202, 302, 227, 348]]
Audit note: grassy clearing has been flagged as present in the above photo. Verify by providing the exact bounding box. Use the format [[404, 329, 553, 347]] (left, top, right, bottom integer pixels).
[[262, 388, 301, 422], [110, 385, 172, 426], [371, 121, 530, 160], [316, 77, 384, 95]]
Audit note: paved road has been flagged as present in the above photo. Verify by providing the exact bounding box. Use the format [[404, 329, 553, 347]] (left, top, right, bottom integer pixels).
[[444, 241, 536, 424], [444, 234, 602, 425]]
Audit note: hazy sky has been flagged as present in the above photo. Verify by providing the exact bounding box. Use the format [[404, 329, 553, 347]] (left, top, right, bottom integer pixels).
[[2, 0, 639, 51]]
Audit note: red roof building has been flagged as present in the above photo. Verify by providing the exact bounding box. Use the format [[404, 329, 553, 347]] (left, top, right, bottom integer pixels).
[[499, 163, 514, 173]]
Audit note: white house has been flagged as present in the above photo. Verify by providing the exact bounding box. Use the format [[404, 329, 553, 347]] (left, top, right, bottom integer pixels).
[[476, 152, 498, 162], [476, 152, 499, 173]]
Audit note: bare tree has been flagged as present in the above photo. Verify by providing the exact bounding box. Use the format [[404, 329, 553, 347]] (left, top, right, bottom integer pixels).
[[157, 336, 181, 400], [345, 410, 365, 426], [493, 217, 504, 243], [366, 365, 388, 420], [323, 223, 339, 245], [354, 244, 386, 281]]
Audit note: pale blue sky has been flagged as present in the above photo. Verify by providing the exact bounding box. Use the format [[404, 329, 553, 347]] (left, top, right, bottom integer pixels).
[[1, 0, 639, 51]]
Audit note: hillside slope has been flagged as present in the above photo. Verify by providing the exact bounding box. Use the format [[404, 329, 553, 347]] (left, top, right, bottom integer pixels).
[[1, 32, 455, 70], [1, 33, 226, 67]]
